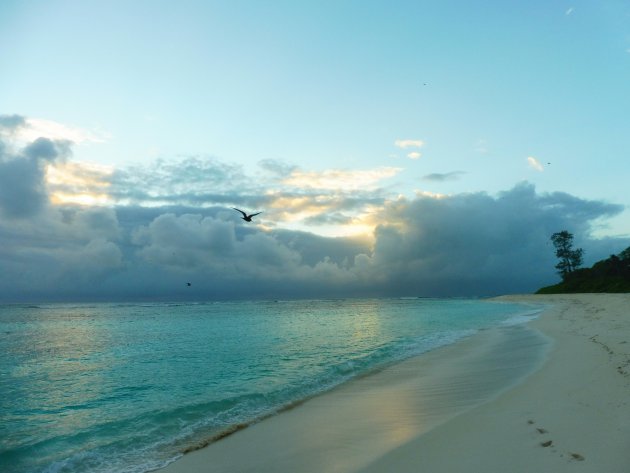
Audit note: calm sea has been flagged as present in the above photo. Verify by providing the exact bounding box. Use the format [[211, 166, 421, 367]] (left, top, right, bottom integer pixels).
[[0, 298, 542, 473]]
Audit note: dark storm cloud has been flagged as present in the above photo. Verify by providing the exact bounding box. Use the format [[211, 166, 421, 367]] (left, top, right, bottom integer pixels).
[[0, 205, 124, 300], [0, 136, 71, 218], [273, 229, 370, 267], [361, 182, 626, 296], [0, 127, 123, 298]]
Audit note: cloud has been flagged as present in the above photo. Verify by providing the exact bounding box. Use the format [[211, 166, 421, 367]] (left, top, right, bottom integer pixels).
[[527, 156, 544, 172], [107, 158, 396, 236], [47, 161, 114, 206], [282, 167, 401, 190], [0, 114, 109, 216], [360, 182, 625, 296], [1, 161, 627, 301], [109, 157, 250, 205], [422, 171, 466, 182], [1, 126, 628, 301], [19, 118, 108, 144], [0, 114, 27, 131], [0, 137, 72, 218], [394, 139, 424, 159], [395, 139, 424, 149], [258, 159, 298, 177], [0, 204, 124, 298]]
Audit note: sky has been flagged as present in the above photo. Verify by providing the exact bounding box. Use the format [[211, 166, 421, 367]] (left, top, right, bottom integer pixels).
[[1, 0, 630, 301]]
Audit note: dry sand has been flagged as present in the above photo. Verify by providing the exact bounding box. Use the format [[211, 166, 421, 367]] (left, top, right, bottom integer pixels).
[[159, 294, 630, 473]]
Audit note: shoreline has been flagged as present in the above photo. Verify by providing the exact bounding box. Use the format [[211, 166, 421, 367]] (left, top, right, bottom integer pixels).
[[362, 294, 630, 472], [158, 294, 630, 473], [157, 297, 554, 473]]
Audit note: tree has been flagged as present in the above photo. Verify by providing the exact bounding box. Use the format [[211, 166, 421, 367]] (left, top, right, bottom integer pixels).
[[551, 231, 584, 279]]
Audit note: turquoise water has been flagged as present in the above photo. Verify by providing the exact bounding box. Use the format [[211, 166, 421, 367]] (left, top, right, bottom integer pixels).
[[0, 298, 541, 473]]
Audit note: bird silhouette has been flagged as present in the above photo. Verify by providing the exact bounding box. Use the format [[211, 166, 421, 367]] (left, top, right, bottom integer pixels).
[[186, 282, 192, 287], [233, 208, 262, 222]]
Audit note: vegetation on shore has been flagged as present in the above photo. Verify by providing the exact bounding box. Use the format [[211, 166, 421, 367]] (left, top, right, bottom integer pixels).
[[537, 238, 630, 293]]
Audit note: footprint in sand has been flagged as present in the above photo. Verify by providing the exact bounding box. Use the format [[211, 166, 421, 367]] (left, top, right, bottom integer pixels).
[[570, 453, 585, 461], [528, 421, 552, 448], [528, 421, 585, 461]]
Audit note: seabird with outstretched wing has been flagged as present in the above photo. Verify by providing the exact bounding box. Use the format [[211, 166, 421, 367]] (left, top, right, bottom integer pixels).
[[233, 208, 262, 222]]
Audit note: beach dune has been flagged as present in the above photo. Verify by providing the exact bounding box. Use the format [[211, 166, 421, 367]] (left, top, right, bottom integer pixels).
[[159, 294, 630, 473]]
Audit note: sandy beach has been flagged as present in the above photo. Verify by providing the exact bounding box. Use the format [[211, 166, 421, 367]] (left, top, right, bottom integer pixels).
[[158, 294, 630, 473]]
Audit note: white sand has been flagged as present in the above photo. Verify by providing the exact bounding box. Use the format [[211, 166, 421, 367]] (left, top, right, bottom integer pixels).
[[159, 294, 630, 473], [363, 294, 630, 472]]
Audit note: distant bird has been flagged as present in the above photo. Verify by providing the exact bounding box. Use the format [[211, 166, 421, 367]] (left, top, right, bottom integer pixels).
[[186, 282, 192, 287], [233, 208, 262, 222]]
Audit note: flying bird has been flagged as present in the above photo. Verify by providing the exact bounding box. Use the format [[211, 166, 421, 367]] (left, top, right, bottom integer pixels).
[[233, 208, 262, 222], [186, 282, 192, 287]]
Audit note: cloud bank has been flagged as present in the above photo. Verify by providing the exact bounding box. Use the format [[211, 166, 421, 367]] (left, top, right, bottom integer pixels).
[[1, 116, 628, 301]]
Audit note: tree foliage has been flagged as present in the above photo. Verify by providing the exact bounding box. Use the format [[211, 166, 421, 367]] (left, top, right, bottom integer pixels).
[[537, 245, 630, 294], [550, 231, 583, 279]]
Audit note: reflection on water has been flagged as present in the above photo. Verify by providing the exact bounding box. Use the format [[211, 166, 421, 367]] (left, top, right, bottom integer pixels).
[[4, 306, 110, 441]]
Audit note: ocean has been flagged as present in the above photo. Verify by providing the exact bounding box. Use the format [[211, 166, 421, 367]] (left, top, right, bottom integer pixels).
[[0, 298, 543, 473]]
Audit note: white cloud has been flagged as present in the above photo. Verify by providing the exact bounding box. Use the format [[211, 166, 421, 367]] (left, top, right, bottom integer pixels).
[[407, 152, 422, 160], [283, 167, 401, 190], [19, 118, 109, 144], [527, 156, 544, 172], [395, 139, 424, 149]]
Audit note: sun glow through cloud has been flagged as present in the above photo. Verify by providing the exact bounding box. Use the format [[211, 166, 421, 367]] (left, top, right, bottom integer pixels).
[[264, 188, 383, 238], [46, 161, 114, 206]]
